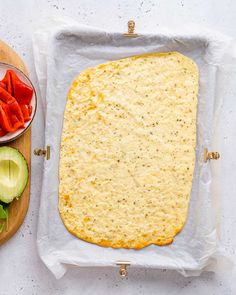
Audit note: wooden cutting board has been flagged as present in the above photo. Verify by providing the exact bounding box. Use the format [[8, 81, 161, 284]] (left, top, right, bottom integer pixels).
[[0, 40, 31, 245]]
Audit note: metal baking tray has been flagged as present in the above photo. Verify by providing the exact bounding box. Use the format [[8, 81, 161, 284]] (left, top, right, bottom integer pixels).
[[33, 20, 228, 278]]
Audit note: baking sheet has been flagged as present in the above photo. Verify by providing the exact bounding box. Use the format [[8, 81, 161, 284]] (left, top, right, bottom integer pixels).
[[33, 18, 233, 279]]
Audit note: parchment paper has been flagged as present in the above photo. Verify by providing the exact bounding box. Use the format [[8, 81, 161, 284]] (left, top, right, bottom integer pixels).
[[33, 18, 234, 279]]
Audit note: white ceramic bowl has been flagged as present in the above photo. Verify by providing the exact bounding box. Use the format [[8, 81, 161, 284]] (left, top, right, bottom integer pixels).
[[0, 62, 37, 144]]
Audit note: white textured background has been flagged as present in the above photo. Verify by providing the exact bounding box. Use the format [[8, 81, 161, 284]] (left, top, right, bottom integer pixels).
[[0, 0, 236, 294]]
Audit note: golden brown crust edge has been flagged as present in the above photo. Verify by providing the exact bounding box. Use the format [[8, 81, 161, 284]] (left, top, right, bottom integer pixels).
[[59, 210, 181, 249]]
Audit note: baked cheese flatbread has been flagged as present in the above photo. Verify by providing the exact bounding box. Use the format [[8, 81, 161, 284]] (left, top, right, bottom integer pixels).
[[59, 52, 198, 248]]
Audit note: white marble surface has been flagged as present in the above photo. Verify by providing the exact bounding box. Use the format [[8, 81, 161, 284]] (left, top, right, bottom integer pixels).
[[0, 0, 236, 294]]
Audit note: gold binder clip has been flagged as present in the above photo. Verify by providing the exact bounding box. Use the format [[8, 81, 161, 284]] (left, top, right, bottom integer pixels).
[[116, 261, 130, 277], [204, 148, 220, 163], [124, 20, 138, 37], [34, 145, 50, 160]]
